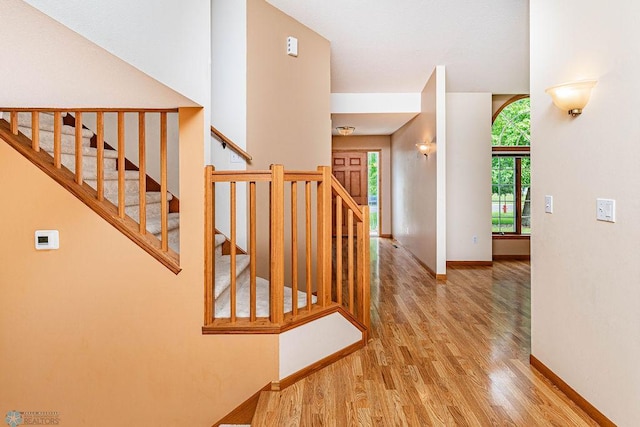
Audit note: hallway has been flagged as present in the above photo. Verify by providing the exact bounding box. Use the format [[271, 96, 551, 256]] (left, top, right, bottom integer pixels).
[[252, 238, 597, 426]]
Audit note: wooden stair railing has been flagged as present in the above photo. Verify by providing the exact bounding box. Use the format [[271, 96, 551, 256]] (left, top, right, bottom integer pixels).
[[210, 125, 252, 162], [203, 164, 370, 334], [0, 108, 181, 273]]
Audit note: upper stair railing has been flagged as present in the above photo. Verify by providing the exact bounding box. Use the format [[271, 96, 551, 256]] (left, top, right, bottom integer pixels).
[[0, 108, 180, 273], [203, 163, 370, 334], [210, 125, 252, 162]]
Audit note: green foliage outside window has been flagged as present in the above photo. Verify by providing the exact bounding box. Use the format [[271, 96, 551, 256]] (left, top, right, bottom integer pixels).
[[492, 97, 531, 234]]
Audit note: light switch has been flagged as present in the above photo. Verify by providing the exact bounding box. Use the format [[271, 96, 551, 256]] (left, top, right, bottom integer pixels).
[[596, 198, 616, 222], [230, 151, 244, 164], [545, 195, 553, 213]]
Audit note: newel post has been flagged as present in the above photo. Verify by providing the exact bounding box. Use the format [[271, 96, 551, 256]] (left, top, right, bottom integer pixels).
[[270, 164, 285, 323], [317, 166, 333, 307]]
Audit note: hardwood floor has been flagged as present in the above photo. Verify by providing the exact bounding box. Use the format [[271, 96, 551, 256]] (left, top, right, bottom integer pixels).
[[252, 238, 598, 426]]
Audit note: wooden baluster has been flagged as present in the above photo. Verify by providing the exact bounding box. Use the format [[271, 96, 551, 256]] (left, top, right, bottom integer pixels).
[[75, 111, 83, 185], [291, 181, 298, 316], [305, 180, 312, 311], [117, 112, 126, 218], [204, 166, 214, 324], [270, 165, 285, 324], [96, 112, 105, 200], [250, 181, 257, 321], [160, 112, 168, 251], [336, 196, 343, 306], [230, 181, 237, 322], [348, 209, 354, 313], [138, 112, 147, 233], [31, 111, 39, 152], [356, 216, 364, 320], [10, 111, 17, 135], [53, 112, 62, 168], [317, 166, 332, 307], [361, 205, 371, 330]]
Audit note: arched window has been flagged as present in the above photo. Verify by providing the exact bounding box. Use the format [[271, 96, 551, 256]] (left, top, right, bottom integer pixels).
[[492, 96, 530, 235]]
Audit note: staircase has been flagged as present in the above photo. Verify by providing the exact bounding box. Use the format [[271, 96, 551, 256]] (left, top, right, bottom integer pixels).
[[12, 111, 181, 252], [0, 109, 181, 273], [2, 108, 371, 427]]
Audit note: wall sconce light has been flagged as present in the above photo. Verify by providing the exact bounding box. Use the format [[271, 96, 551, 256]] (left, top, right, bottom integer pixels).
[[416, 141, 431, 157], [545, 80, 597, 117], [336, 126, 355, 136]]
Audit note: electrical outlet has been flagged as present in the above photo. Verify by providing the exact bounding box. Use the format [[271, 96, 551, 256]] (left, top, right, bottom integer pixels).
[[472, 235, 478, 244]]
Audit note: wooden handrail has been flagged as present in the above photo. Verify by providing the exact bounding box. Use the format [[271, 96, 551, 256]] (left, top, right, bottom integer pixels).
[[331, 175, 364, 221], [210, 125, 253, 162], [1, 107, 178, 113]]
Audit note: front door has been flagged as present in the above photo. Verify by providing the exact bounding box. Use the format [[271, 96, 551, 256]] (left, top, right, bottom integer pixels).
[[332, 151, 368, 235]]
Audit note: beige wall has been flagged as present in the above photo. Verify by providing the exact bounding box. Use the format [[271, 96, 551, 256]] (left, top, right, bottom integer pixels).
[[531, 1, 640, 425], [0, 0, 197, 109], [492, 239, 530, 257], [446, 93, 492, 262], [332, 135, 391, 236], [246, 0, 331, 169], [0, 109, 279, 426], [391, 69, 440, 272], [246, 0, 331, 282]]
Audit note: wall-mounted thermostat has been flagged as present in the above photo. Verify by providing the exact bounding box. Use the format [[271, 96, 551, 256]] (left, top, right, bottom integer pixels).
[[35, 230, 59, 250], [287, 36, 298, 57]]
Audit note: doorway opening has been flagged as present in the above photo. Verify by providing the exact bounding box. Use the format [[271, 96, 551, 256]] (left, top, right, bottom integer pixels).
[[368, 151, 379, 236]]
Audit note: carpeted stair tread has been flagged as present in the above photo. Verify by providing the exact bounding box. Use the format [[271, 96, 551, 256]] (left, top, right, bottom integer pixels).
[[215, 234, 226, 248], [13, 112, 94, 138], [19, 126, 92, 147], [121, 191, 171, 207], [83, 169, 141, 181], [146, 213, 180, 235], [48, 144, 118, 159], [19, 134, 118, 159], [214, 254, 251, 300], [125, 201, 167, 221], [214, 277, 317, 318]]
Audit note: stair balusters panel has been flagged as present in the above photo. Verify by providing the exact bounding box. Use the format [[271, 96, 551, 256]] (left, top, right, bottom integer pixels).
[[204, 165, 370, 333], [331, 176, 371, 331], [0, 108, 181, 272]]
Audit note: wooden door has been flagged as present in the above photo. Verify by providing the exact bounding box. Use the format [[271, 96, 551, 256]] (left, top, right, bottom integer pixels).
[[332, 151, 368, 235], [332, 152, 368, 205]]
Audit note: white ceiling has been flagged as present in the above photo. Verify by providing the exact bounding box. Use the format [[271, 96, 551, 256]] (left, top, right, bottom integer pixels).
[[332, 113, 419, 136], [267, 0, 530, 135]]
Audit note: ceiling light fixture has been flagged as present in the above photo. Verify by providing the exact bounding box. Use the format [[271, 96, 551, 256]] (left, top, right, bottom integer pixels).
[[545, 80, 597, 117], [336, 126, 355, 136]]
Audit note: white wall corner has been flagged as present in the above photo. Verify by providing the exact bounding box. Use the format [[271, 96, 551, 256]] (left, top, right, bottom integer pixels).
[[278, 312, 362, 380], [435, 65, 447, 275]]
